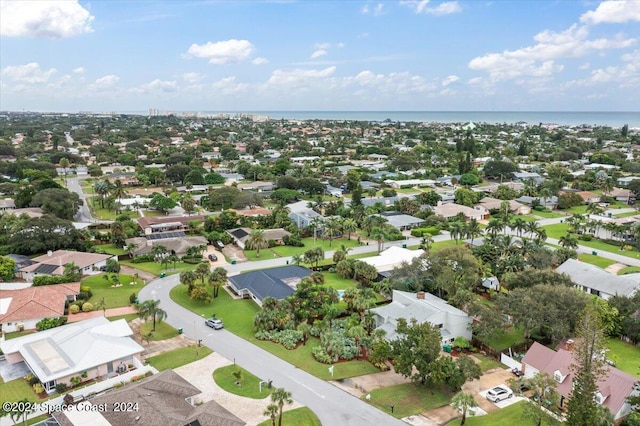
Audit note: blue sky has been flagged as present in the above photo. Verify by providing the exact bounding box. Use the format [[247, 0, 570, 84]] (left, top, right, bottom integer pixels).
[[1, 0, 639, 112]]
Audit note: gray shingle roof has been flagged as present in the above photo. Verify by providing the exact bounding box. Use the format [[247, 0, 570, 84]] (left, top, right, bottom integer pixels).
[[555, 258, 639, 298], [228, 265, 312, 302]]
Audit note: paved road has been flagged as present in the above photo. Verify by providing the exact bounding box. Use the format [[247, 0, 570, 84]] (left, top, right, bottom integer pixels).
[[66, 176, 112, 224], [138, 276, 405, 426]]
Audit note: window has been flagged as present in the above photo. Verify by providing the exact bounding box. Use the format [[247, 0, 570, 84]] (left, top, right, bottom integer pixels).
[[554, 370, 565, 383]]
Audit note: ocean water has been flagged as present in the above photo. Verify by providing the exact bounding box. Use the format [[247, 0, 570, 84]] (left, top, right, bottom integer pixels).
[[134, 110, 640, 127]]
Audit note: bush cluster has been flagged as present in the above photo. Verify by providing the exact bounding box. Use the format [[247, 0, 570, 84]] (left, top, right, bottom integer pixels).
[[132, 254, 155, 263], [36, 317, 68, 331], [33, 274, 78, 286], [255, 329, 303, 350], [410, 226, 441, 237]]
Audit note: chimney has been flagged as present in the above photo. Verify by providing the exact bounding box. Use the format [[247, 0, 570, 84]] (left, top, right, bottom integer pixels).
[[416, 291, 425, 300]]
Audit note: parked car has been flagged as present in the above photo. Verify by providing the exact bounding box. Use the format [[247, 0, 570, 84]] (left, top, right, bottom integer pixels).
[[486, 386, 513, 402], [511, 367, 524, 378], [215, 241, 225, 249], [205, 318, 224, 329], [208, 254, 218, 262]]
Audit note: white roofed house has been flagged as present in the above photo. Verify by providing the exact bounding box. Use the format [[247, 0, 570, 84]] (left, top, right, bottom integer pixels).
[[361, 246, 424, 279], [371, 290, 472, 345], [555, 258, 639, 300], [0, 317, 144, 393]]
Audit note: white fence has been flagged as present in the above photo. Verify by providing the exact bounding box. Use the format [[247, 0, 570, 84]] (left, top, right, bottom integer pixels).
[[500, 352, 522, 370]]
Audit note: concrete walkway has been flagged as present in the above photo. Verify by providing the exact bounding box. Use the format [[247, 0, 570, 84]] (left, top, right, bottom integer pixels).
[[174, 352, 303, 425]]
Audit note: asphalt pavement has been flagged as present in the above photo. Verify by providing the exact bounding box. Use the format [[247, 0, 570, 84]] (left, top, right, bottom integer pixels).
[[137, 275, 406, 426]]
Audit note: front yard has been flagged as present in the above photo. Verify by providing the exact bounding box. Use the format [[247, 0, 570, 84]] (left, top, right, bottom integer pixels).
[[243, 237, 361, 261], [213, 365, 273, 399], [446, 401, 560, 425], [170, 285, 380, 380], [145, 345, 213, 371], [120, 260, 198, 276], [82, 273, 144, 308], [577, 253, 617, 269], [364, 382, 452, 418], [482, 325, 527, 352], [257, 407, 321, 426]]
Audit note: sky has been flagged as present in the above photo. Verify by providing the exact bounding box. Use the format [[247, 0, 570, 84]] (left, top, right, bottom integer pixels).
[[0, 0, 639, 113]]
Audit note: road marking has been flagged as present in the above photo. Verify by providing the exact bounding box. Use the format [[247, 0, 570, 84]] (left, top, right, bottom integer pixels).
[[289, 377, 326, 399]]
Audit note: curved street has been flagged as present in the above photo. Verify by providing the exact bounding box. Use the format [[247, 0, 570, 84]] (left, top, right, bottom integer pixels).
[[137, 275, 406, 426]]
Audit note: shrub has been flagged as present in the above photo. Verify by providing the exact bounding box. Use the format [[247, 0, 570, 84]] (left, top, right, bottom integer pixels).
[[267, 239, 277, 248], [36, 317, 68, 331], [255, 329, 303, 350], [129, 293, 137, 304], [33, 383, 44, 394], [33, 274, 77, 286], [55, 383, 68, 393], [283, 233, 304, 247], [80, 285, 91, 293], [312, 346, 333, 364], [70, 376, 82, 386], [69, 304, 80, 314], [77, 291, 91, 301], [27, 374, 40, 386], [578, 234, 593, 241], [132, 254, 155, 263], [81, 302, 94, 312], [182, 257, 202, 264]]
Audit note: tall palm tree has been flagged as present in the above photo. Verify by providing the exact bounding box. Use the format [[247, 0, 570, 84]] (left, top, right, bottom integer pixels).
[[342, 218, 357, 240], [451, 391, 477, 426], [125, 242, 138, 259], [195, 262, 210, 284], [323, 217, 341, 247], [512, 217, 527, 237], [151, 244, 168, 262], [271, 387, 293, 426], [465, 218, 482, 243], [559, 234, 578, 249], [247, 228, 268, 257], [263, 403, 279, 426], [449, 222, 465, 244], [93, 180, 111, 209], [136, 299, 167, 331], [370, 226, 387, 253], [485, 219, 505, 238], [180, 270, 197, 295], [110, 179, 127, 213]]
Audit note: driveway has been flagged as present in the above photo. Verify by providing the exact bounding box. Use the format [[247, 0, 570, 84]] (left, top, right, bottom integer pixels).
[[479, 386, 525, 409], [206, 244, 229, 267], [461, 368, 514, 414]]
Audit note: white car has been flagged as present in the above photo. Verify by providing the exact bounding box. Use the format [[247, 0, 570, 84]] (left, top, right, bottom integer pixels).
[[205, 318, 224, 329], [486, 385, 513, 402]]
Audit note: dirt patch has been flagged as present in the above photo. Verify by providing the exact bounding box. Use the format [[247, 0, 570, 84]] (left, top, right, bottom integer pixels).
[[221, 243, 248, 263], [604, 263, 627, 275]]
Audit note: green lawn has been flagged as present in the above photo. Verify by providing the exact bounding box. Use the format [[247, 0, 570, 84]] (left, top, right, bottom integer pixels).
[[473, 354, 506, 373], [82, 273, 144, 309], [614, 211, 640, 218], [141, 209, 166, 217], [577, 253, 617, 269], [364, 383, 452, 418], [120, 260, 197, 276], [618, 266, 640, 275], [542, 223, 570, 239], [407, 239, 459, 252], [605, 338, 640, 378], [563, 205, 589, 215], [0, 377, 40, 403], [139, 321, 178, 341], [146, 345, 213, 371], [257, 407, 321, 426], [446, 401, 559, 426], [170, 285, 380, 380], [483, 325, 527, 352], [542, 223, 640, 260], [322, 272, 359, 290], [213, 365, 273, 399], [244, 237, 361, 261], [530, 210, 566, 219], [87, 197, 119, 220], [107, 313, 139, 322], [4, 330, 35, 340], [94, 243, 126, 256]]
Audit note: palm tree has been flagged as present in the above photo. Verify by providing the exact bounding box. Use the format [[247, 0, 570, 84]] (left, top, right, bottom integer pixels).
[[136, 299, 167, 331], [151, 244, 168, 262], [449, 221, 465, 244], [290, 254, 303, 265], [342, 218, 357, 240], [465, 218, 482, 243], [451, 391, 477, 425], [485, 219, 504, 238], [125, 242, 138, 259], [347, 324, 367, 359], [309, 217, 323, 243], [110, 179, 127, 212], [559, 233, 578, 249], [94, 180, 111, 209], [271, 387, 293, 426], [195, 262, 210, 284], [180, 270, 197, 295], [208, 267, 227, 298], [370, 226, 387, 253], [538, 187, 553, 208], [263, 403, 279, 426], [512, 217, 527, 237], [323, 217, 340, 247], [247, 228, 268, 258]]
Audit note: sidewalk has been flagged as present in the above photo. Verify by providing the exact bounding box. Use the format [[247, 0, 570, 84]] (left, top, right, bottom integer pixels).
[[66, 306, 137, 323]]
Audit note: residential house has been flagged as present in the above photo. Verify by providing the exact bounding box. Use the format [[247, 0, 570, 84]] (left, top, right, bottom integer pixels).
[[137, 215, 206, 235], [0, 283, 80, 332], [609, 188, 635, 204], [227, 265, 312, 306], [512, 172, 545, 185], [521, 341, 638, 421], [555, 258, 639, 299], [435, 175, 462, 186], [287, 200, 323, 229], [617, 176, 640, 187], [236, 181, 275, 192], [124, 233, 208, 257], [433, 203, 489, 221], [371, 290, 472, 344], [325, 185, 343, 197], [474, 182, 524, 194], [374, 212, 425, 231], [52, 369, 245, 426], [515, 195, 558, 209], [226, 227, 291, 249], [477, 197, 531, 215], [384, 179, 436, 189], [0, 198, 16, 212], [0, 317, 144, 393], [574, 191, 601, 204], [18, 251, 114, 281], [361, 246, 424, 279], [229, 207, 272, 217]]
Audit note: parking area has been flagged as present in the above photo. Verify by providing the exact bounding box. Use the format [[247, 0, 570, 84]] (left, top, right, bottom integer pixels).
[[478, 385, 526, 409], [205, 244, 229, 266]]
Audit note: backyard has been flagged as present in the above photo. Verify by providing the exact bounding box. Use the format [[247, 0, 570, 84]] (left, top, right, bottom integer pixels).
[[363, 382, 451, 418], [170, 285, 381, 380], [243, 237, 361, 261], [605, 338, 640, 378], [482, 325, 527, 352], [81, 273, 144, 309]]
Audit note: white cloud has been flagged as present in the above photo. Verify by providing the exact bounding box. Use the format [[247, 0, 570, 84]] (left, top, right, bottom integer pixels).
[[580, 0, 640, 24], [578, 62, 591, 70], [349, 70, 434, 94], [315, 42, 331, 50], [441, 75, 460, 86], [267, 66, 337, 87], [1, 63, 57, 84], [252, 57, 269, 65], [362, 3, 385, 16], [401, 0, 462, 15], [182, 72, 204, 83], [0, 0, 94, 38], [566, 49, 640, 88], [211, 76, 249, 95], [186, 39, 255, 64], [72, 67, 85, 74], [143, 79, 178, 92], [468, 24, 636, 81], [89, 74, 119, 90], [310, 50, 327, 59]]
